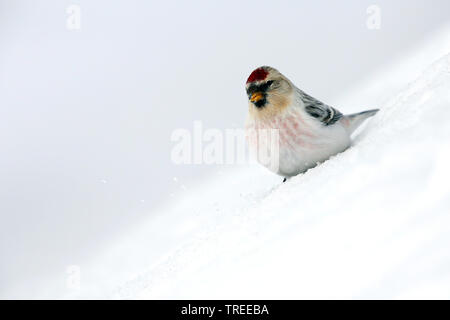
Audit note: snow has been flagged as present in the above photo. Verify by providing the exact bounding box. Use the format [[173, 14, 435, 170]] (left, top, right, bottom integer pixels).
[[109, 54, 450, 299], [20, 26, 450, 300]]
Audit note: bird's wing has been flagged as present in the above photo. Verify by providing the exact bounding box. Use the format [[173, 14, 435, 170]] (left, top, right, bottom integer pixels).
[[299, 90, 343, 126]]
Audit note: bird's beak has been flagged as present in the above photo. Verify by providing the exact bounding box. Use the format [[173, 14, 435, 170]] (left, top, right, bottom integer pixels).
[[250, 92, 264, 103]]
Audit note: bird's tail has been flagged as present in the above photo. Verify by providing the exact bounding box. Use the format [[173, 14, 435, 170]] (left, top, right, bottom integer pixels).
[[341, 109, 379, 134]]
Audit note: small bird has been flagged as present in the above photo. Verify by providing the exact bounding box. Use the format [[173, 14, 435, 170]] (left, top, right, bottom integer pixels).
[[245, 66, 378, 180]]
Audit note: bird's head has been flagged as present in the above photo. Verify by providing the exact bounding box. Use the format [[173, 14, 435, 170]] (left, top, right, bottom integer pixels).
[[245, 66, 293, 118]]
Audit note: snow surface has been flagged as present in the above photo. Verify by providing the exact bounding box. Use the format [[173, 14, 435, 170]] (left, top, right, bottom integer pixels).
[[17, 26, 450, 300], [113, 53, 450, 299]]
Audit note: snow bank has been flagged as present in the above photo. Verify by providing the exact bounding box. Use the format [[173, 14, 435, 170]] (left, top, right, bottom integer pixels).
[[114, 53, 450, 299]]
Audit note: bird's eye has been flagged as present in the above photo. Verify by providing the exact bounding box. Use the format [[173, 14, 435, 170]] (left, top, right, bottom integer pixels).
[[267, 80, 274, 86]]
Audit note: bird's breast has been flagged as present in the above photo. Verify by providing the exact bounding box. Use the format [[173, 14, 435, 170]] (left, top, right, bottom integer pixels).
[[245, 107, 350, 176], [245, 108, 320, 152]]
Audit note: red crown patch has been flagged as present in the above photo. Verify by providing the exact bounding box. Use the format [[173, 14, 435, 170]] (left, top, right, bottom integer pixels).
[[246, 68, 269, 84]]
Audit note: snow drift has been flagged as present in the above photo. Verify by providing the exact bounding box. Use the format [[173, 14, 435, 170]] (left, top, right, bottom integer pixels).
[[113, 53, 450, 299]]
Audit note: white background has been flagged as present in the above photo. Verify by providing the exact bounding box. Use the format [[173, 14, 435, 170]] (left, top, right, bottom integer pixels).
[[1, 0, 449, 298]]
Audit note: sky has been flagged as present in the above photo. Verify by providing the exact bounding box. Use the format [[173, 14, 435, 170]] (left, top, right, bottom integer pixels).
[[1, 0, 449, 297]]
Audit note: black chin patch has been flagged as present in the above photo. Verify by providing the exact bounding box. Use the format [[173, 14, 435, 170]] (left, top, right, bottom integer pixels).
[[253, 98, 267, 108], [247, 81, 272, 109]]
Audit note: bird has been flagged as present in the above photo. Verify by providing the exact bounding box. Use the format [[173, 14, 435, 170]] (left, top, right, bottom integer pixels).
[[244, 66, 379, 180]]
